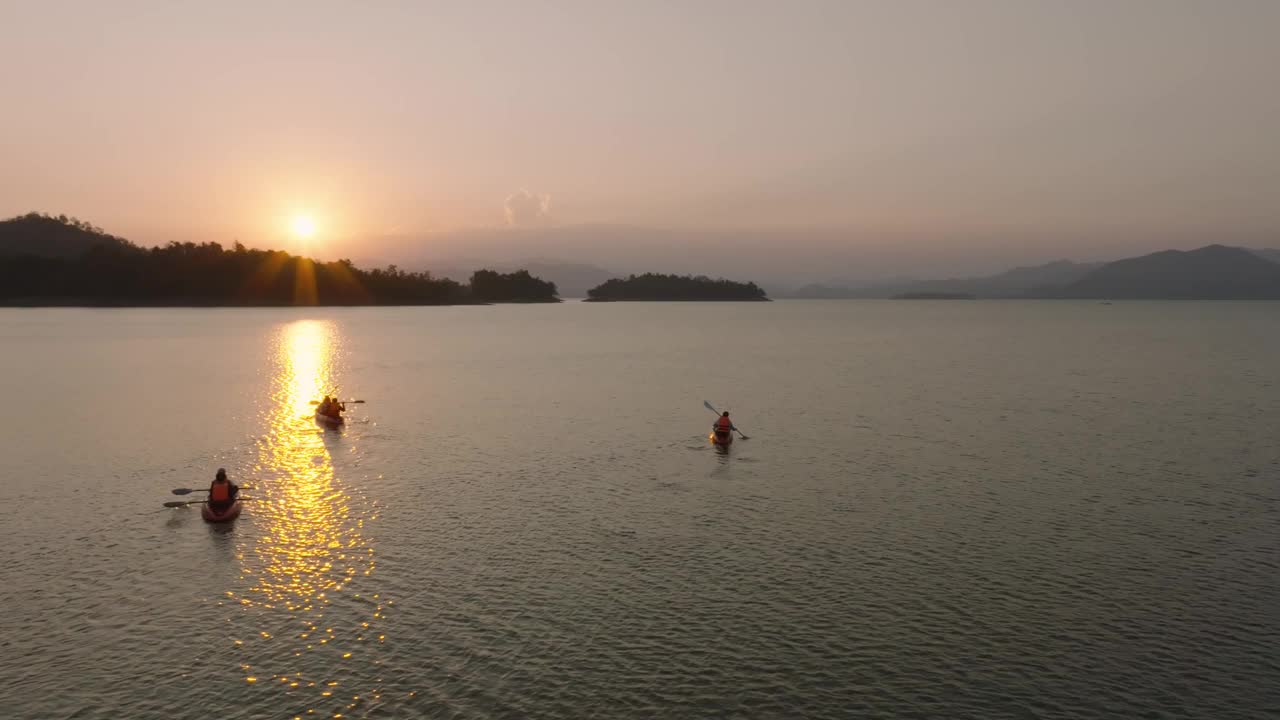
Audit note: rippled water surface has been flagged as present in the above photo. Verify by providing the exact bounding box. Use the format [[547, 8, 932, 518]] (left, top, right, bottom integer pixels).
[[2, 302, 1278, 719]]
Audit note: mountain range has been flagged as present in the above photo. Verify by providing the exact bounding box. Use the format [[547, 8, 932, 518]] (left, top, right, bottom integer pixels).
[[787, 246, 1280, 299], [5, 213, 1280, 300], [788, 259, 1105, 298], [1040, 245, 1280, 299]]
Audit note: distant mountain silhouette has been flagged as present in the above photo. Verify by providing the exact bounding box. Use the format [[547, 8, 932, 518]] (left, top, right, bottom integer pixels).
[[789, 259, 1102, 299], [0, 212, 131, 258], [1248, 248, 1280, 265], [893, 292, 976, 300], [1037, 245, 1280, 299]]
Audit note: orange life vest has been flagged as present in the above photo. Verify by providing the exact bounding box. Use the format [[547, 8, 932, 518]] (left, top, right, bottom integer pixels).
[[716, 416, 732, 431], [210, 481, 231, 502]]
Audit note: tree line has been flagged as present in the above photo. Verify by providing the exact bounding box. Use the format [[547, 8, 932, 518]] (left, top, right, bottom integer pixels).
[[586, 273, 768, 301], [0, 213, 559, 305]]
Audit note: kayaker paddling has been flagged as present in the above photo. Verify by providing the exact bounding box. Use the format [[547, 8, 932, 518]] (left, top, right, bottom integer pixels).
[[703, 401, 749, 444], [712, 411, 737, 445], [208, 468, 240, 512], [314, 395, 347, 427], [318, 395, 345, 419]]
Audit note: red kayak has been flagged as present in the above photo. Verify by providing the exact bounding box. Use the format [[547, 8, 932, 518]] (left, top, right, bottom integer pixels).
[[202, 500, 242, 523], [710, 428, 733, 447]]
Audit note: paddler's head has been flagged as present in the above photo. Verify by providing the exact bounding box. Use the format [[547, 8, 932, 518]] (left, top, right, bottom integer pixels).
[[215, 468, 227, 482], [722, 411, 729, 417]]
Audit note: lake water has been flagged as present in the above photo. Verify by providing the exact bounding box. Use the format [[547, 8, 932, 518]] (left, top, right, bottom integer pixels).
[[1, 301, 1278, 720]]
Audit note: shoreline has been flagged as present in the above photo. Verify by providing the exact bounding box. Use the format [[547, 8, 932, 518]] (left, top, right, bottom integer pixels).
[[582, 297, 772, 303], [0, 298, 562, 308]]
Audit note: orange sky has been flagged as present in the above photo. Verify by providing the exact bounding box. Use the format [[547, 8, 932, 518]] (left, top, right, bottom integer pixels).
[[2, 1, 1278, 281]]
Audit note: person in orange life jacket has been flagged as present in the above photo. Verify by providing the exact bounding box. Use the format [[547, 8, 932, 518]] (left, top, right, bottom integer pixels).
[[714, 411, 737, 435], [320, 395, 344, 418], [208, 468, 240, 511]]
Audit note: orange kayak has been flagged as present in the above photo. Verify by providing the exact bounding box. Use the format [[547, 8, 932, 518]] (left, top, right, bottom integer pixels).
[[202, 499, 242, 523]]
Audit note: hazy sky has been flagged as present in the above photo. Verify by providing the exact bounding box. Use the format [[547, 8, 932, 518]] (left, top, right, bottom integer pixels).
[[2, 1, 1277, 281]]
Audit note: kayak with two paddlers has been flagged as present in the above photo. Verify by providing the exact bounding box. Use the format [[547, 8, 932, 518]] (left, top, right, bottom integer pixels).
[[311, 395, 366, 427]]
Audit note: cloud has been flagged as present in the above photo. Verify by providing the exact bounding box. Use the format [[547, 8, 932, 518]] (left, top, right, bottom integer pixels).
[[504, 189, 552, 226]]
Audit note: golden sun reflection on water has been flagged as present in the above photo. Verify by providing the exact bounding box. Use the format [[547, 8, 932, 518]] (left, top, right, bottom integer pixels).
[[226, 319, 390, 718], [245, 319, 372, 611]]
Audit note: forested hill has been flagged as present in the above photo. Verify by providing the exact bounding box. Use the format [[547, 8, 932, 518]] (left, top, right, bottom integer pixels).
[[0, 212, 131, 258], [0, 213, 558, 306]]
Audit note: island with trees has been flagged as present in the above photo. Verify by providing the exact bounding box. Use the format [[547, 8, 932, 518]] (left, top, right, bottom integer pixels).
[[468, 269, 560, 303], [585, 273, 769, 302], [0, 212, 559, 306]]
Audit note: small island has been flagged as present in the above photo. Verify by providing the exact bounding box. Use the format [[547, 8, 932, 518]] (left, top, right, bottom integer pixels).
[[0, 212, 560, 306], [892, 292, 976, 300], [469, 269, 561, 303], [585, 273, 769, 302]]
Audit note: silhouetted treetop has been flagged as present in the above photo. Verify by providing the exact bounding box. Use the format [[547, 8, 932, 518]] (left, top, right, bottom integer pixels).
[[586, 273, 768, 301], [0, 212, 132, 259]]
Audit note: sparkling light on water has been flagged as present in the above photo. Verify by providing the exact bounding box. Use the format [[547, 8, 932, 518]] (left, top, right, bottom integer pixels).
[[223, 319, 391, 718]]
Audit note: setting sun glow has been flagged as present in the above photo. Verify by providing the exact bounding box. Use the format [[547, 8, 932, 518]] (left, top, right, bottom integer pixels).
[[291, 215, 317, 239]]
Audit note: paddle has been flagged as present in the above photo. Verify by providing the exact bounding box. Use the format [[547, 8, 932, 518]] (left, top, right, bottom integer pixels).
[[308, 399, 366, 405], [704, 400, 749, 439], [164, 498, 256, 508], [172, 486, 253, 495]]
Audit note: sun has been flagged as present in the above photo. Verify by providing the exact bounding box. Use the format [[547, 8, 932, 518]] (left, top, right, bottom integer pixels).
[[291, 214, 317, 239]]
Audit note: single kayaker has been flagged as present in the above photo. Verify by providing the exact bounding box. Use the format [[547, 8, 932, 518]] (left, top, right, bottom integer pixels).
[[208, 468, 239, 511], [715, 411, 736, 434]]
